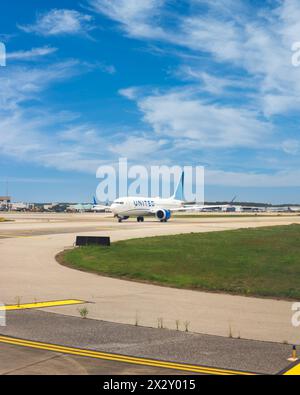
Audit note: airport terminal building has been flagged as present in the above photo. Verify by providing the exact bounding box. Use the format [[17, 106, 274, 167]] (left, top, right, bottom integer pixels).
[[0, 196, 11, 204], [0, 196, 11, 209]]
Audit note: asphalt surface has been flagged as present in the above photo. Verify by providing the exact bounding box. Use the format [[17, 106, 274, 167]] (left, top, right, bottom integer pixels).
[[0, 310, 293, 375], [0, 227, 112, 239], [1, 343, 187, 375]]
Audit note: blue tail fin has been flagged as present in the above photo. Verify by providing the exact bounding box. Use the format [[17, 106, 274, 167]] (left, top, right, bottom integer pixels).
[[172, 172, 184, 201], [93, 196, 97, 205]]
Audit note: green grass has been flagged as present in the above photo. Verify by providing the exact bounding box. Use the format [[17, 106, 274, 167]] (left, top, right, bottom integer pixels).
[[0, 218, 13, 222], [60, 224, 300, 300]]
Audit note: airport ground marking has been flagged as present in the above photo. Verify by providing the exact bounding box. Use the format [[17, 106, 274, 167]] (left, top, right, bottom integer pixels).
[[282, 362, 300, 375], [0, 233, 56, 239], [0, 234, 32, 239], [0, 335, 256, 375], [0, 299, 86, 311]]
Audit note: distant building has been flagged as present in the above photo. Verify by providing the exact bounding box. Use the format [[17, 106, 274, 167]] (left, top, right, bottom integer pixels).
[[0, 196, 11, 210], [0, 196, 11, 204]]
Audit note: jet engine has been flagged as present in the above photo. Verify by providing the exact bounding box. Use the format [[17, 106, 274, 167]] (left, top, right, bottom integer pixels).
[[155, 209, 171, 222]]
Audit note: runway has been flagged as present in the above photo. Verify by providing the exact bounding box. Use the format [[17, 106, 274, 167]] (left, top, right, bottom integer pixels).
[[1, 212, 300, 345]]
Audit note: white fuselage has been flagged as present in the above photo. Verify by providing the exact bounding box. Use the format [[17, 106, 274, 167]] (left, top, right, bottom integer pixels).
[[92, 204, 108, 212], [111, 196, 183, 218]]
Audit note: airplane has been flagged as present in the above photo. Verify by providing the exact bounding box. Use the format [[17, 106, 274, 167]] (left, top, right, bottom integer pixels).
[[66, 203, 93, 213], [67, 197, 110, 213], [198, 196, 238, 213], [110, 172, 230, 223], [92, 197, 110, 213], [9, 202, 28, 212]]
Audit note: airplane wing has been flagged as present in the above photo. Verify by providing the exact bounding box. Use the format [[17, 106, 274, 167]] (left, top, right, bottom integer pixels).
[[182, 204, 230, 211], [150, 205, 228, 214]]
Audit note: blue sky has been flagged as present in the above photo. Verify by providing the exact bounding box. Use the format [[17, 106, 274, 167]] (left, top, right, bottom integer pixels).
[[1, 0, 300, 203]]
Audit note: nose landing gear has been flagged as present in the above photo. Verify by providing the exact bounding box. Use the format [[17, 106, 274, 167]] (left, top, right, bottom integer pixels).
[[137, 217, 144, 223]]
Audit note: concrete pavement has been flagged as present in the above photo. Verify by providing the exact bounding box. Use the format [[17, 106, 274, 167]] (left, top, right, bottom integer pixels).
[[0, 310, 293, 375]]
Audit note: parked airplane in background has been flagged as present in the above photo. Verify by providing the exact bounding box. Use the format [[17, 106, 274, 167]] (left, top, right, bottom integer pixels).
[[0, 202, 29, 212], [9, 202, 28, 212], [199, 196, 238, 213], [92, 197, 110, 213], [111, 173, 229, 223], [66, 203, 93, 213], [67, 197, 109, 213]]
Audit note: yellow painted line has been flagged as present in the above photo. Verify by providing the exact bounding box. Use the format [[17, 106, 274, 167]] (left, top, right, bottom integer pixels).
[[0, 299, 85, 311], [283, 363, 300, 375], [0, 234, 32, 238], [0, 335, 256, 375]]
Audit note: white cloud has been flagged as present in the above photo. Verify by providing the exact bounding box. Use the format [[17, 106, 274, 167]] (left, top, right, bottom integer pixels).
[[0, 61, 112, 173], [282, 139, 300, 155], [91, 0, 300, 117], [0, 177, 72, 184], [109, 135, 167, 158], [19, 9, 94, 36], [89, 0, 160, 22], [88, 0, 165, 39], [0, 60, 81, 111], [96, 62, 116, 75], [119, 87, 139, 100], [206, 168, 300, 188], [0, 107, 108, 174], [178, 67, 253, 95], [6, 46, 57, 61], [136, 90, 271, 149]]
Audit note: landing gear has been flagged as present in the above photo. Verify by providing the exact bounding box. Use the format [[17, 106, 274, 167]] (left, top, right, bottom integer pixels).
[[160, 219, 168, 223], [117, 216, 129, 223], [137, 216, 144, 223]]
